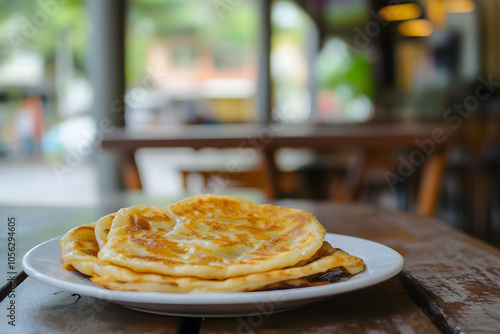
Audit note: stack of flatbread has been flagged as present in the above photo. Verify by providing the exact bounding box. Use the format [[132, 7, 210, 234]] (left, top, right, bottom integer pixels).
[[60, 194, 364, 293]]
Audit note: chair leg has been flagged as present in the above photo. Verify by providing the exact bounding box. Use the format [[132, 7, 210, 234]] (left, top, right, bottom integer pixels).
[[261, 149, 279, 199], [122, 150, 142, 190], [416, 153, 446, 216]]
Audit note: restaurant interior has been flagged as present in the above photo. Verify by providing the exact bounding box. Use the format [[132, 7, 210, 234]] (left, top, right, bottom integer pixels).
[[1, 0, 499, 249]]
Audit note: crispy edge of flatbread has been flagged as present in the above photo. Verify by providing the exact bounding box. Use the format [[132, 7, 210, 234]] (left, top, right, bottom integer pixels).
[[94, 212, 116, 249], [90, 244, 364, 293]]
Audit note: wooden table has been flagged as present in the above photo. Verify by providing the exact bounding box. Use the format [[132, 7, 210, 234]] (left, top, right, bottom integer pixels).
[[1, 195, 499, 333], [102, 122, 454, 216]]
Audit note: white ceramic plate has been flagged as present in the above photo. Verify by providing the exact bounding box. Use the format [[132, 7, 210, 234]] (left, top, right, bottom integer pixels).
[[22, 233, 404, 317]]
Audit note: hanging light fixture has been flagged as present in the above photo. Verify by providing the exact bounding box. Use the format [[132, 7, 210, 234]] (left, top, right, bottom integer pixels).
[[397, 19, 434, 37], [378, 2, 422, 21], [379, 0, 474, 37], [377, 1, 434, 37]]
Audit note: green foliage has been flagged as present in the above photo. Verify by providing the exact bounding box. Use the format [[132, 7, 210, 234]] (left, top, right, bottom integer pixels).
[[0, 0, 88, 70], [317, 39, 374, 98], [0, 0, 258, 82], [128, 0, 257, 44], [324, 1, 369, 29]]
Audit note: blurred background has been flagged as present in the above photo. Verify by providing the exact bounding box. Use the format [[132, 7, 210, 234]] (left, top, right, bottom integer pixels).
[[1, 0, 499, 246]]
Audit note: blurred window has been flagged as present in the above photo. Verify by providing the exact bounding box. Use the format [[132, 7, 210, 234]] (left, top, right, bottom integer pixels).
[[0, 0, 90, 159], [270, 0, 375, 124], [125, 0, 259, 125]]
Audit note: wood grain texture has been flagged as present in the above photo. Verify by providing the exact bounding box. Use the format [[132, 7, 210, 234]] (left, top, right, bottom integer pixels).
[[0, 278, 179, 334], [201, 279, 440, 334], [291, 202, 500, 334]]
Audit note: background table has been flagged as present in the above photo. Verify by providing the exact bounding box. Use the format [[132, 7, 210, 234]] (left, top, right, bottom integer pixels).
[[1, 195, 499, 333], [102, 122, 454, 216]]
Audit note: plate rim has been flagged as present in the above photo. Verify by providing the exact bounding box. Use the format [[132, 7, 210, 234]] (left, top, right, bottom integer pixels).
[[22, 233, 404, 307]]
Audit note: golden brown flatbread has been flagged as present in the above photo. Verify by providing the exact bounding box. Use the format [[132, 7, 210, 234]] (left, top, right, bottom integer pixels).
[[99, 195, 326, 279], [60, 222, 364, 293], [59, 194, 364, 293]]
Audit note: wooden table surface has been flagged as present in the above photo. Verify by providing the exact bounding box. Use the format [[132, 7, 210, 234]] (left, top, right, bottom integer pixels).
[[1, 195, 499, 334]]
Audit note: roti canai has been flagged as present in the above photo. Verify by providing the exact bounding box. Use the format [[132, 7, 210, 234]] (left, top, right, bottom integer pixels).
[[59, 194, 365, 293], [60, 222, 364, 293], [98, 195, 327, 279]]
